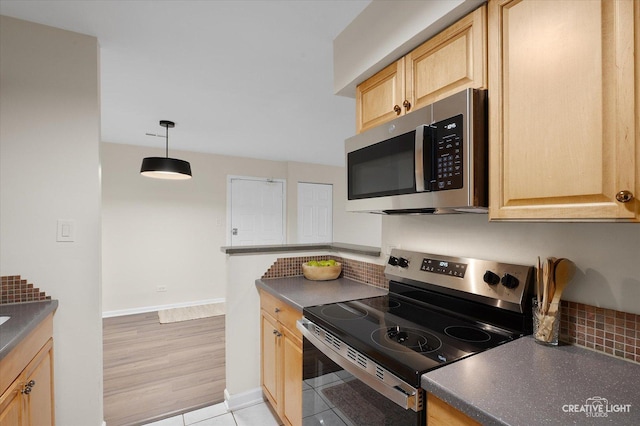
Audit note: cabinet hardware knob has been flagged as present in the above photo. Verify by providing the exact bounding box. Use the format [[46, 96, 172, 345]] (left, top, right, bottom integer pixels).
[[403, 100, 411, 111], [393, 105, 401, 115], [615, 190, 634, 203], [274, 307, 281, 313], [22, 381, 36, 394], [272, 329, 282, 337]]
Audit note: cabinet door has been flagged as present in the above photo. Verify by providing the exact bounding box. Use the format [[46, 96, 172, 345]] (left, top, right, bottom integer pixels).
[[406, 5, 486, 111], [281, 331, 302, 426], [356, 58, 405, 134], [0, 379, 22, 426], [260, 311, 280, 409], [23, 341, 53, 426], [488, 0, 638, 220]]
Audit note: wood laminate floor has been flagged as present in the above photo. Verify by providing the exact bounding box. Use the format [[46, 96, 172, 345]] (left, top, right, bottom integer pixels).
[[103, 312, 225, 426]]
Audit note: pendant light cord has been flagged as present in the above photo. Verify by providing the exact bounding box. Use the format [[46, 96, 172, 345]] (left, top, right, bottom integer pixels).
[[165, 125, 169, 158]]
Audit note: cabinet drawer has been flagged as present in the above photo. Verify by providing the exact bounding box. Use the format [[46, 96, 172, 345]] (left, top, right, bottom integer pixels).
[[259, 290, 302, 340], [427, 393, 480, 426], [260, 290, 281, 317], [278, 304, 302, 340], [0, 313, 53, 395]]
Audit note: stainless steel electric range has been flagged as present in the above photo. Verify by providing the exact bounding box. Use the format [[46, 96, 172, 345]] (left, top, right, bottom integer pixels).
[[297, 249, 534, 425]]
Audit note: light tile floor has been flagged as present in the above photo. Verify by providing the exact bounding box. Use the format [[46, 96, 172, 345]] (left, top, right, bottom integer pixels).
[[144, 401, 283, 426]]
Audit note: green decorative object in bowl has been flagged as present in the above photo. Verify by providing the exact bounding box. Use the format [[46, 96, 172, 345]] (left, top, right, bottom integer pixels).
[[302, 259, 342, 281]]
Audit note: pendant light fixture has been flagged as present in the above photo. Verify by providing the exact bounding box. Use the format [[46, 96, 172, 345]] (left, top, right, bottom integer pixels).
[[140, 120, 192, 180]]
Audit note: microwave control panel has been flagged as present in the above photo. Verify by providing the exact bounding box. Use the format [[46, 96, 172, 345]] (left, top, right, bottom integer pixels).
[[430, 114, 463, 191]]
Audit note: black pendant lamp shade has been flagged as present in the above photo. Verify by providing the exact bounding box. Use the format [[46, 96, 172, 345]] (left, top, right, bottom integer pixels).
[[140, 120, 192, 180]]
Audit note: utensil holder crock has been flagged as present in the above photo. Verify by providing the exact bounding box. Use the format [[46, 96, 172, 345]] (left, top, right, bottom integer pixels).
[[533, 299, 560, 346]]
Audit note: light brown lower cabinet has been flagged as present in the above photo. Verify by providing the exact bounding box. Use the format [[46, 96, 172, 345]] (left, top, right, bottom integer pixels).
[[0, 314, 55, 426], [259, 290, 302, 426], [427, 393, 480, 426]]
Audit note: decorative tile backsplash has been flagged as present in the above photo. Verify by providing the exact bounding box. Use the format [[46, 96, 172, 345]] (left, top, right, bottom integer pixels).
[[1, 275, 51, 304], [262, 255, 387, 289], [561, 301, 639, 364], [262, 256, 639, 364]]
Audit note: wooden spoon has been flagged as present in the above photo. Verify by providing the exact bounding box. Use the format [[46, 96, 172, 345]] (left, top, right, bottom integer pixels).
[[540, 257, 555, 315], [541, 258, 550, 314], [536, 256, 542, 305], [547, 257, 561, 308], [547, 259, 576, 315]]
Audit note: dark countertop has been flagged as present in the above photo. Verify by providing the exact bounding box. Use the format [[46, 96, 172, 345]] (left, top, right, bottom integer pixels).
[[255, 276, 387, 311], [422, 336, 640, 425], [0, 300, 58, 360], [222, 242, 380, 257]]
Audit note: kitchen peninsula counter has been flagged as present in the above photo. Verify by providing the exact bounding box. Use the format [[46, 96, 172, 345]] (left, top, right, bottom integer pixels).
[[422, 336, 640, 425], [255, 276, 387, 311], [222, 242, 380, 257], [0, 300, 58, 360]]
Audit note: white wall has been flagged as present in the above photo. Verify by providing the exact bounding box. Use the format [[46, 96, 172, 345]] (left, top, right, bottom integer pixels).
[[383, 215, 640, 315], [101, 142, 286, 313], [101, 143, 380, 313], [225, 253, 287, 399], [0, 15, 103, 426]]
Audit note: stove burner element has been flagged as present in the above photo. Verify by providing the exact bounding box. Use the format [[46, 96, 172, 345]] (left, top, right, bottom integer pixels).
[[320, 303, 368, 320], [372, 327, 442, 353], [365, 298, 401, 310], [444, 326, 491, 343]]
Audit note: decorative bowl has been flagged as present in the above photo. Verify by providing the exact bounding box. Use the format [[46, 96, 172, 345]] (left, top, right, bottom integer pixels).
[[302, 262, 342, 281]]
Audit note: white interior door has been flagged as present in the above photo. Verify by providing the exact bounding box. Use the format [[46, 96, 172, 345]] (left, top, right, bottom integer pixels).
[[229, 177, 285, 246], [298, 182, 332, 243]]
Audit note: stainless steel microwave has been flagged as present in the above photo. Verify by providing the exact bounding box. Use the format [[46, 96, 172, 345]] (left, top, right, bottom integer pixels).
[[345, 88, 487, 214]]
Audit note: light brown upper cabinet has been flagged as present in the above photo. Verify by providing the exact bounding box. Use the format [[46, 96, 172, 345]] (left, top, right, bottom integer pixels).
[[355, 5, 487, 134], [488, 0, 639, 221]]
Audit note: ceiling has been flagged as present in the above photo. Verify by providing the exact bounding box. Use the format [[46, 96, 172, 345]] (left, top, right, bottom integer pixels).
[[0, 0, 371, 166]]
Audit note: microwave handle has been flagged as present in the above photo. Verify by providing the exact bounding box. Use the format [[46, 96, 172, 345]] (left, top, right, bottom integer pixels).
[[415, 125, 434, 192]]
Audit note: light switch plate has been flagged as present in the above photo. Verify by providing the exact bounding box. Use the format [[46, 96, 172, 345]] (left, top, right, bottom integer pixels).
[[56, 220, 75, 242]]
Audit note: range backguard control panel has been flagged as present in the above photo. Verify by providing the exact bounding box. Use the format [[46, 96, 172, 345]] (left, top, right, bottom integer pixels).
[[420, 258, 467, 278]]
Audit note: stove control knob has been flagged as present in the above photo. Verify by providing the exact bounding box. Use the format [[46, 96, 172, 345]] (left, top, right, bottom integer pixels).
[[398, 257, 409, 268], [388, 256, 399, 266], [501, 273, 519, 289], [483, 270, 500, 285]]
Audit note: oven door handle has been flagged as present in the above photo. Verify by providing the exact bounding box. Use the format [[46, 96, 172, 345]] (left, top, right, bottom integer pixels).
[[297, 318, 423, 412]]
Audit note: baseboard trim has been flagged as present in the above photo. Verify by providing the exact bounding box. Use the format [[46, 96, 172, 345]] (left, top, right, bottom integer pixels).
[[224, 387, 264, 412], [102, 298, 225, 318]]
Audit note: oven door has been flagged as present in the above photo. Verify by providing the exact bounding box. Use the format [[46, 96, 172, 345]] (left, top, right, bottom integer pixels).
[[298, 318, 425, 426]]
